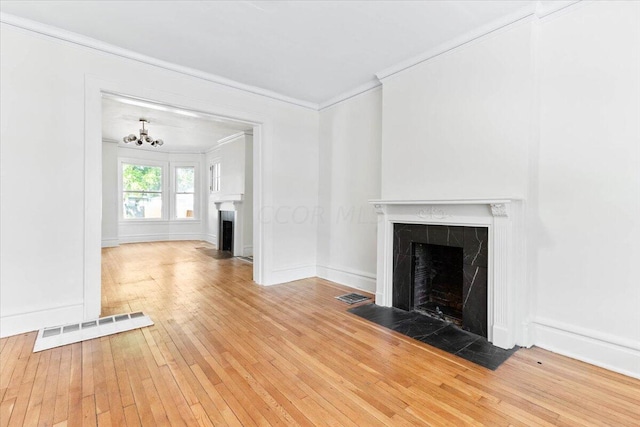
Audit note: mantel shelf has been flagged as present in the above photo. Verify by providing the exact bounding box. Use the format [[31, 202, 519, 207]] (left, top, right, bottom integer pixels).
[[369, 198, 522, 206], [211, 194, 244, 203]]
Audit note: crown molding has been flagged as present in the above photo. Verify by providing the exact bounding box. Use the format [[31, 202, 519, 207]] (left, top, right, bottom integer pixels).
[[376, 1, 583, 83], [534, 0, 581, 19], [318, 80, 382, 111], [216, 131, 247, 145], [376, 5, 537, 82], [0, 12, 319, 111], [204, 131, 252, 154], [1, 2, 582, 113], [322, 1, 582, 106]]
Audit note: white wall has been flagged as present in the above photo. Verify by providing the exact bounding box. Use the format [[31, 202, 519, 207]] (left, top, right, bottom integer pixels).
[[380, 21, 533, 201], [205, 133, 253, 254], [204, 148, 219, 244], [0, 23, 318, 337], [243, 135, 254, 256], [376, 2, 640, 377], [317, 89, 382, 292], [532, 1, 640, 378], [102, 142, 119, 247], [211, 135, 247, 197]]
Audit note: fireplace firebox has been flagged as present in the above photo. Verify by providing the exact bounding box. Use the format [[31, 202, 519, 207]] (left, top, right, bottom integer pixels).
[[219, 210, 234, 253], [413, 243, 464, 324], [393, 223, 488, 337]]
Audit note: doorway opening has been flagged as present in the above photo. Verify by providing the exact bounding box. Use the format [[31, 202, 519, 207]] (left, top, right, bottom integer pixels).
[[86, 82, 263, 319]]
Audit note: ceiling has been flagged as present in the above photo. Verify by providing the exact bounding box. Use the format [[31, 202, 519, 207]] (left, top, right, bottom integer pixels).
[[0, 0, 539, 107], [102, 95, 252, 153]]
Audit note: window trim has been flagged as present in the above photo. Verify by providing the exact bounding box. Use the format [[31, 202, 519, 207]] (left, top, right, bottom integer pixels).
[[118, 158, 168, 222], [210, 160, 221, 193], [171, 162, 199, 220]]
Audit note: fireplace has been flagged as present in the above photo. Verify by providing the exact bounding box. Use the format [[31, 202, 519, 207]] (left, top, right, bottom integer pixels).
[[219, 210, 234, 253], [371, 199, 528, 349], [393, 223, 488, 337]]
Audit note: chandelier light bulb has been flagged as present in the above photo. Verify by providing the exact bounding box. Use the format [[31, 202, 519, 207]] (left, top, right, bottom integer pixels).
[[122, 118, 164, 148], [123, 134, 137, 143]]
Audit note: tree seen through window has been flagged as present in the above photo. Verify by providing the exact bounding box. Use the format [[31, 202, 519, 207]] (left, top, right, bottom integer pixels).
[[122, 164, 162, 219]]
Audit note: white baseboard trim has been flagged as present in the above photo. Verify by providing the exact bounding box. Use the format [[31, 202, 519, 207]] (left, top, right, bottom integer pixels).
[[118, 233, 206, 244], [316, 265, 376, 294], [533, 317, 640, 379], [101, 238, 119, 248], [243, 246, 253, 257], [264, 265, 317, 286], [491, 325, 512, 351], [203, 234, 218, 246], [1, 303, 85, 338]]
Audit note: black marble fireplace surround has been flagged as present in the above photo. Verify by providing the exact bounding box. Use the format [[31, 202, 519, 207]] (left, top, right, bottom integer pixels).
[[393, 223, 488, 337]]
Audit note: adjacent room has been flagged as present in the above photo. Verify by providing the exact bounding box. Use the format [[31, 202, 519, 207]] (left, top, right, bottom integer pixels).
[[1, 1, 638, 425], [101, 94, 255, 262]]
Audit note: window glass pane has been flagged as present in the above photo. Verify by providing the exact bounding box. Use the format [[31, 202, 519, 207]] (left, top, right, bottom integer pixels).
[[176, 167, 195, 193], [123, 164, 162, 192], [123, 192, 162, 219], [211, 162, 221, 192], [175, 194, 194, 219]]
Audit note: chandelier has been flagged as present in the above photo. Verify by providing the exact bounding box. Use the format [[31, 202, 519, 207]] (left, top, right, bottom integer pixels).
[[123, 118, 164, 147]]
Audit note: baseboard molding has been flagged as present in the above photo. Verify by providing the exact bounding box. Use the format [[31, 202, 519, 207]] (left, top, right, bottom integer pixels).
[[0, 303, 85, 338], [316, 265, 376, 294], [118, 233, 206, 244], [243, 246, 254, 257], [533, 318, 640, 379], [203, 234, 218, 246], [264, 265, 317, 286], [101, 238, 119, 248]]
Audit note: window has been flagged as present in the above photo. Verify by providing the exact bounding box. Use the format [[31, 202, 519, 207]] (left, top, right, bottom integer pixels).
[[210, 162, 221, 193], [122, 163, 163, 219], [120, 160, 198, 221], [175, 166, 195, 219]]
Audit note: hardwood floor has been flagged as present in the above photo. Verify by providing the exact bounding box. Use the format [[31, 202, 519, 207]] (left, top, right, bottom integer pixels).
[[1, 241, 639, 426]]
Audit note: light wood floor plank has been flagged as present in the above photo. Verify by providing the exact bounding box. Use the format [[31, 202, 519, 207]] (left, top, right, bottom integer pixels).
[[122, 405, 141, 427], [0, 399, 15, 427], [1, 241, 638, 426]]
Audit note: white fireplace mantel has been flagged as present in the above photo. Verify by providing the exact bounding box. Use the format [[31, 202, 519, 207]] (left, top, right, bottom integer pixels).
[[369, 198, 529, 349]]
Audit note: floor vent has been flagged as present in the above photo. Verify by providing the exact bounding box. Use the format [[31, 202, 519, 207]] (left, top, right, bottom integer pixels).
[[335, 293, 370, 304], [33, 312, 153, 352]]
